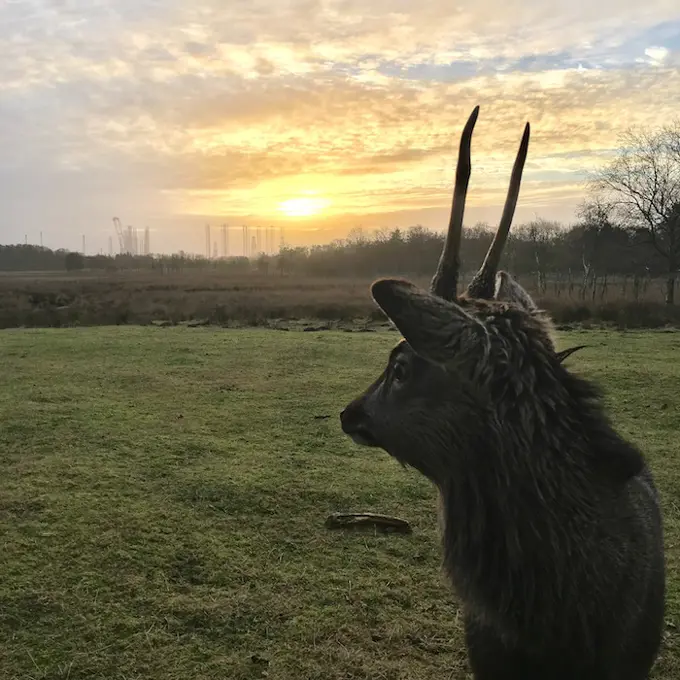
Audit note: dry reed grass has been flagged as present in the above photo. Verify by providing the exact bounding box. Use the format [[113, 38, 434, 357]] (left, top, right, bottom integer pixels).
[[0, 270, 678, 329]]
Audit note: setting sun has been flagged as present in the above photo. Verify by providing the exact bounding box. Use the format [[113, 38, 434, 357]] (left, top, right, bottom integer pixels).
[[278, 196, 331, 217]]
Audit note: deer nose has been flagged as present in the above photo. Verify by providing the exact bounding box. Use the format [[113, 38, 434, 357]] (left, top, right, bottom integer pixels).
[[340, 400, 363, 431]]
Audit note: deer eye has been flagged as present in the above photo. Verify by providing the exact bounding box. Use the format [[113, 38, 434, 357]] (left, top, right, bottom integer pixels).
[[392, 361, 408, 383]]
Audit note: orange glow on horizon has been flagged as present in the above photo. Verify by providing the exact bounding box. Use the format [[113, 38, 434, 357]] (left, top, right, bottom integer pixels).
[[278, 195, 331, 217]]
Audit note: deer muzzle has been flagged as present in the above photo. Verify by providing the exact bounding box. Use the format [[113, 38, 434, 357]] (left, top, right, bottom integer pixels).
[[340, 399, 380, 448]]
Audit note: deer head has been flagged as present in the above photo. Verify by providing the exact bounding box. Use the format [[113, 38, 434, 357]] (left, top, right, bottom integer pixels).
[[340, 107, 585, 483]]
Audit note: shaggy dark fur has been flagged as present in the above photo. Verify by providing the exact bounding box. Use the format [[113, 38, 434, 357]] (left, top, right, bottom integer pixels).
[[340, 275, 665, 679]]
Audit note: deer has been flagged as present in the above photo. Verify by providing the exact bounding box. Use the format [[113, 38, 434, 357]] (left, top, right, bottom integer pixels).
[[339, 106, 666, 680]]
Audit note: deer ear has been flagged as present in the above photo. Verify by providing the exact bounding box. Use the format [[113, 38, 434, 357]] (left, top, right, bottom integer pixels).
[[494, 271, 537, 311], [370, 278, 488, 365]]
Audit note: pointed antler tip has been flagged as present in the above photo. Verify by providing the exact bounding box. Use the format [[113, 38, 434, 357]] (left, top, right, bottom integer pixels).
[[464, 106, 480, 130], [518, 122, 531, 153], [462, 106, 480, 140]]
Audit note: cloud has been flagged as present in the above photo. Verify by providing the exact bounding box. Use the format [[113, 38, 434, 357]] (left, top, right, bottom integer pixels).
[[644, 46, 671, 65], [0, 1, 679, 252]]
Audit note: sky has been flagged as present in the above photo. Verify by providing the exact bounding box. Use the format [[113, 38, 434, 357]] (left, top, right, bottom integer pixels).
[[1, 1, 680, 256]]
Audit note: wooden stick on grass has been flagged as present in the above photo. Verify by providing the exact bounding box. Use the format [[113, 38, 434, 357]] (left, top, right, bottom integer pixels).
[[325, 512, 412, 534]]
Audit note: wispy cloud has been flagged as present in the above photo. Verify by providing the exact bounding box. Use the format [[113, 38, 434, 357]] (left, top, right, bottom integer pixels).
[[1, 1, 679, 252]]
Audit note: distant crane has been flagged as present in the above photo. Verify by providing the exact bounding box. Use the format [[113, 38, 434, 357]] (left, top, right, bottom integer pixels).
[[112, 217, 142, 255], [112, 217, 126, 254]]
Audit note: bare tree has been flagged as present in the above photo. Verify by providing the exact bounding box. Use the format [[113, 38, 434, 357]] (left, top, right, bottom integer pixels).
[[588, 122, 680, 303], [339, 107, 665, 679], [514, 219, 561, 295], [576, 198, 616, 300]]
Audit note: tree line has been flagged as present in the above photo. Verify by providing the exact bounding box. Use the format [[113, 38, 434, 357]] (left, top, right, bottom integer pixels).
[[0, 217, 670, 293]]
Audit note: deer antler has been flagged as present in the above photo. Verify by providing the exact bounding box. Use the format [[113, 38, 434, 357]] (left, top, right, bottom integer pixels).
[[430, 108, 530, 301], [430, 106, 479, 301], [465, 121, 531, 299]]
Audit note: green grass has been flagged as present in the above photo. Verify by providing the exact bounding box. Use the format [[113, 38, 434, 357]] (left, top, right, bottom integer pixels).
[[0, 326, 678, 679]]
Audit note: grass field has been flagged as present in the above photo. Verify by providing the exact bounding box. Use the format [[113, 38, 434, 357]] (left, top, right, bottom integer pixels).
[[1, 326, 679, 679]]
